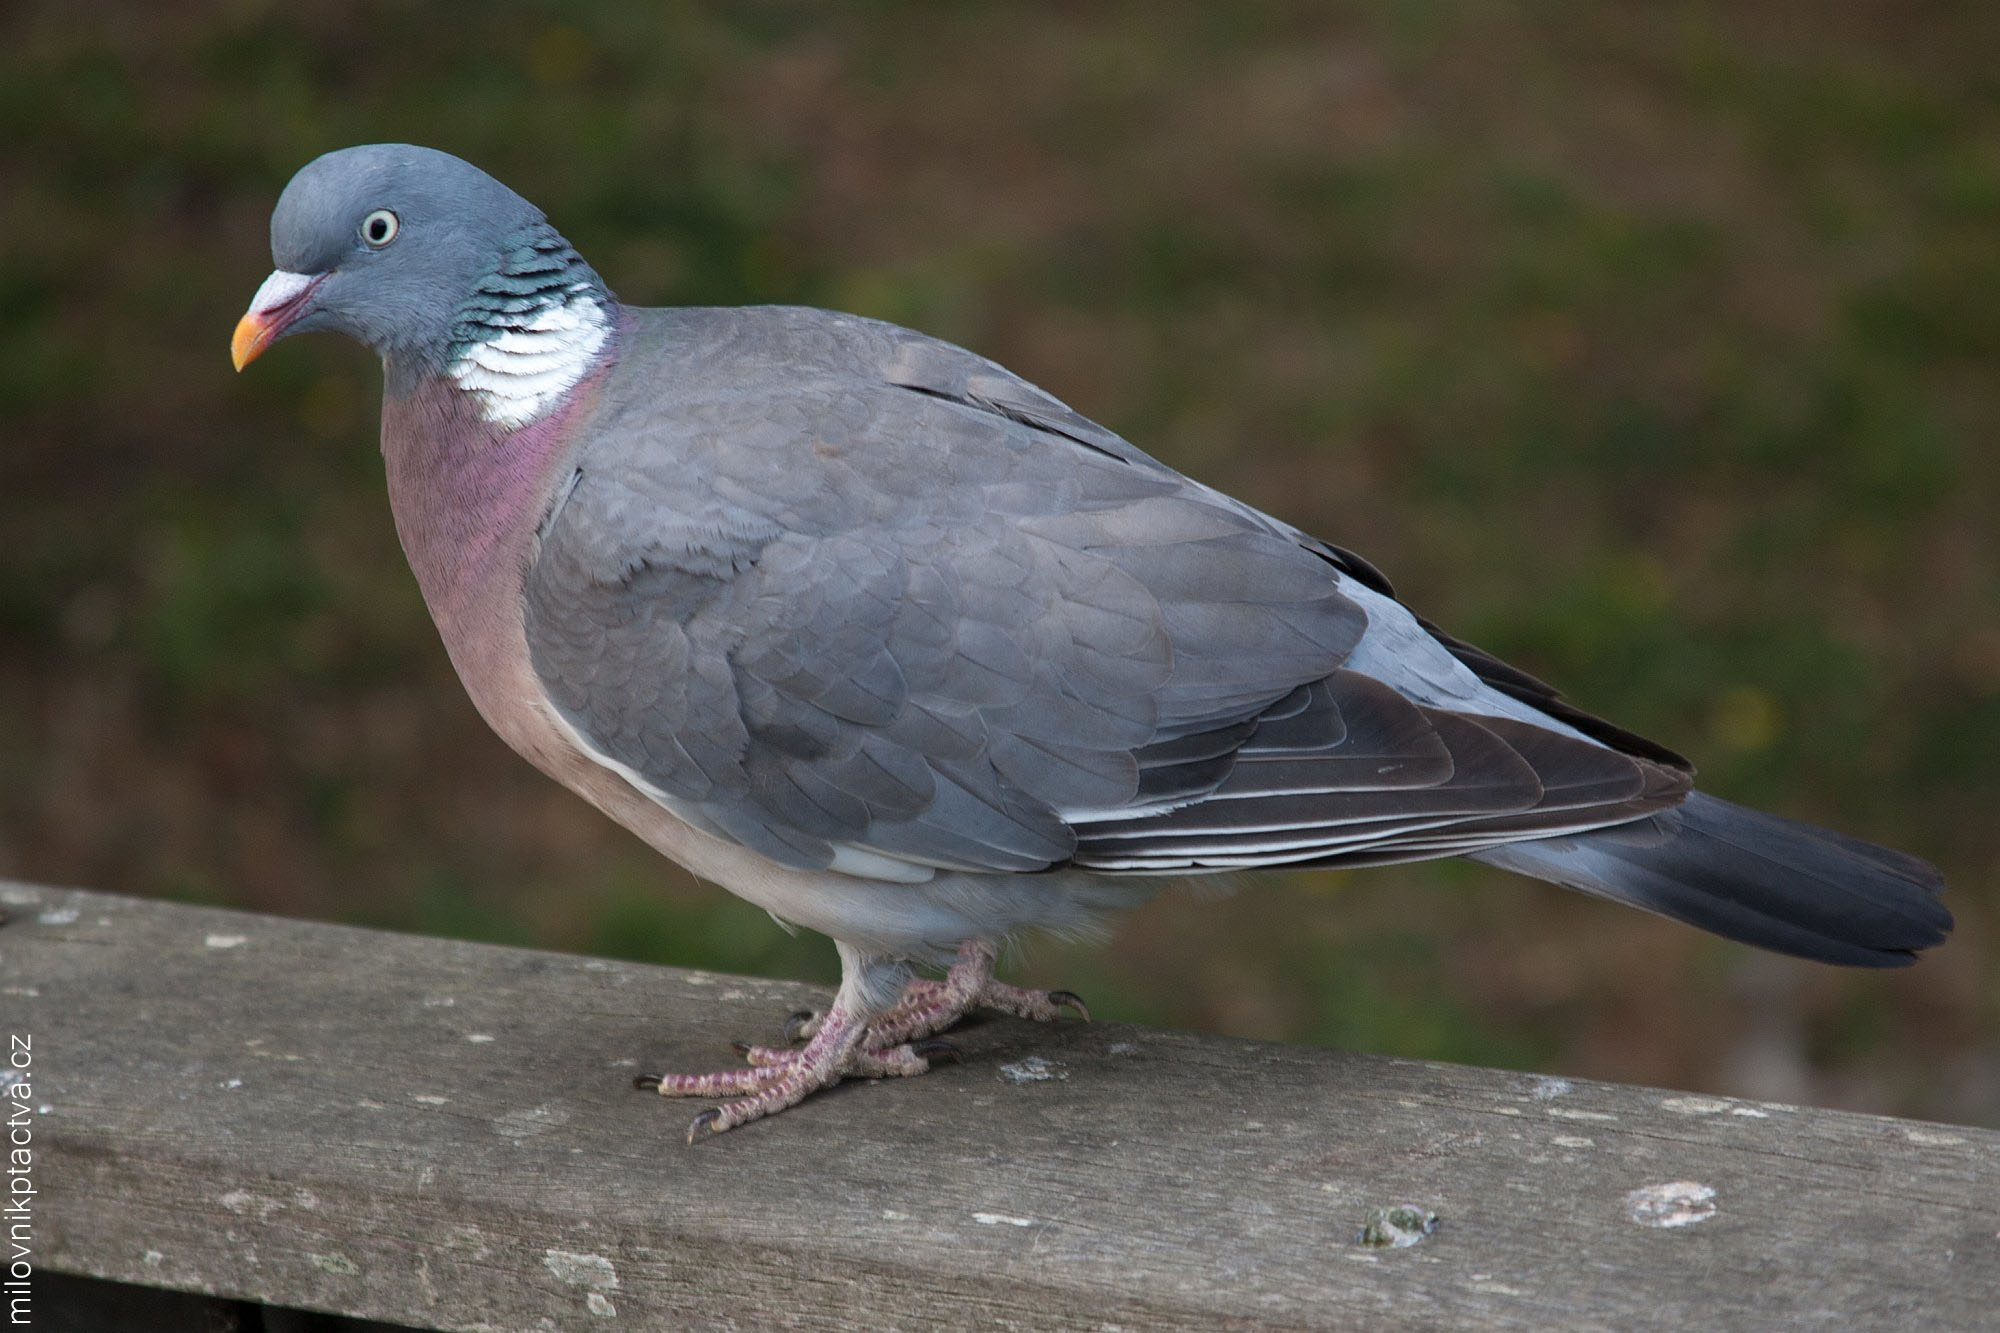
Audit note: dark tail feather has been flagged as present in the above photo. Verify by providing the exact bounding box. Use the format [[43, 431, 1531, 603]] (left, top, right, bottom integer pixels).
[[1472, 792, 1951, 967]]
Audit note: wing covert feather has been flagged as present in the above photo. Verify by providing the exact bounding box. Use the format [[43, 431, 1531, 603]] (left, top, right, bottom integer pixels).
[[524, 306, 1688, 881]]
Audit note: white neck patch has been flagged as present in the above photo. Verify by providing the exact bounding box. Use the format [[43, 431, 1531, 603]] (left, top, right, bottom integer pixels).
[[447, 286, 610, 429]]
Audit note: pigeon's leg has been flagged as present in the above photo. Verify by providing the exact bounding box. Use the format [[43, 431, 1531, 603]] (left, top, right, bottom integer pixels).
[[637, 945, 941, 1141], [779, 939, 1088, 1049]]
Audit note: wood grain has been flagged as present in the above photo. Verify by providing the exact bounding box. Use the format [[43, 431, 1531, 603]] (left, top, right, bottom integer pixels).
[[5, 881, 1996, 1330]]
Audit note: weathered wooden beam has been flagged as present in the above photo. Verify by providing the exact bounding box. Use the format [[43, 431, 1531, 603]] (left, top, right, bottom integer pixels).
[[5, 880, 1996, 1329]]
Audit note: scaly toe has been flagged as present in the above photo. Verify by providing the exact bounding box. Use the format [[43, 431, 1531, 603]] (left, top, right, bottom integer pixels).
[[974, 980, 1091, 1024], [735, 1042, 800, 1069], [634, 1063, 781, 1098], [844, 1040, 946, 1079]]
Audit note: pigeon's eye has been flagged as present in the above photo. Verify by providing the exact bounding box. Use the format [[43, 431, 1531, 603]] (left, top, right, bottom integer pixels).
[[360, 209, 400, 248]]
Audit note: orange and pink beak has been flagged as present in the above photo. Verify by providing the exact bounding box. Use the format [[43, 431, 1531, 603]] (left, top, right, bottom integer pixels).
[[230, 270, 326, 370]]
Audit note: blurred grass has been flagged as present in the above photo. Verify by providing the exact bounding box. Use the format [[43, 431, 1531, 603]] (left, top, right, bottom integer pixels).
[[1, 0, 1994, 1124]]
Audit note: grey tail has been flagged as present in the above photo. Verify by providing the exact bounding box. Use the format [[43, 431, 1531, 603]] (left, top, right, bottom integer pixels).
[[1472, 792, 1951, 967]]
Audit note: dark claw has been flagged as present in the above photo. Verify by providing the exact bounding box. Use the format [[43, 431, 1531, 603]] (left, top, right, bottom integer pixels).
[[686, 1108, 723, 1144], [912, 1038, 963, 1065], [783, 1009, 818, 1044], [729, 1040, 754, 1056], [1049, 990, 1091, 1022], [633, 1073, 662, 1091]]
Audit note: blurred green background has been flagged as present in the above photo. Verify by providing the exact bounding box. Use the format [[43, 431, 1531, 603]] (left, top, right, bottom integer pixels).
[[2, 2, 1994, 1125]]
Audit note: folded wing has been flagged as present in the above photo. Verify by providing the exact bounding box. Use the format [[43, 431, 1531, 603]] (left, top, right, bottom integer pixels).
[[523, 307, 1689, 885]]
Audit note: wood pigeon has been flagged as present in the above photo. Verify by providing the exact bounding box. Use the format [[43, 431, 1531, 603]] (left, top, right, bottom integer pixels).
[[233, 145, 1950, 1139]]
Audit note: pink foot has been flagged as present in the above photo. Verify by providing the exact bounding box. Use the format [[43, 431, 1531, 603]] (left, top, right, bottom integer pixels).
[[786, 940, 1087, 1048], [635, 1004, 956, 1141], [634, 940, 1086, 1141]]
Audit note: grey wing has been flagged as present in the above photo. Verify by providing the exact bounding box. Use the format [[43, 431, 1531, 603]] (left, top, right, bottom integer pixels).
[[524, 308, 1688, 884]]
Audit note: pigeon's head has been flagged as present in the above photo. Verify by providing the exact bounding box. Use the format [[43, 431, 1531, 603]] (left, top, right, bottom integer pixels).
[[231, 144, 582, 372]]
